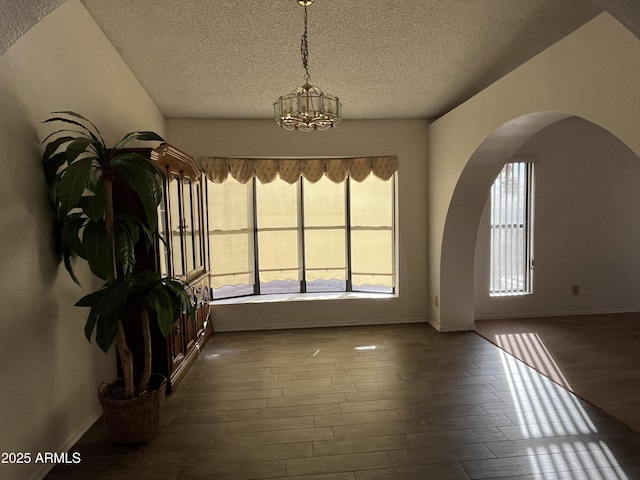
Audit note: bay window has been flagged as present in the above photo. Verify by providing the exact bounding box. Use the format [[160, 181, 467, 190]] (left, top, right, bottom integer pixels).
[[203, 156, 397, 300]]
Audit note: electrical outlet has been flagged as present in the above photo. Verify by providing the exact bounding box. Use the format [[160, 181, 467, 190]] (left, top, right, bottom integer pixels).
[[435, 295, 439, 308], [571, 284, 580, 295]]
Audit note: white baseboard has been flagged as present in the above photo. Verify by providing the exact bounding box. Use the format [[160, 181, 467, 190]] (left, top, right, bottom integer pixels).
[[426, 316, 441, 331], [474, 307, 640, 321], [31, 410, 102, 480]]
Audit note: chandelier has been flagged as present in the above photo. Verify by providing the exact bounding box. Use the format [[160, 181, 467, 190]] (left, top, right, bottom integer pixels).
[[273, 0, 342, 131]]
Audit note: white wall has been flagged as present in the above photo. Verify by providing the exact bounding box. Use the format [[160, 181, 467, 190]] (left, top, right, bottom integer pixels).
[[475, 117, 640, 318], [166, 119, 429, 331], [0, 2, 165, 479]]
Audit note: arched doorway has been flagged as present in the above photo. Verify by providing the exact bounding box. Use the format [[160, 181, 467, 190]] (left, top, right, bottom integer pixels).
[[439, 112, 571, 331], [429, 13, 640, 332], [438, 112, 640, 331], [473, 116, 640, 319]]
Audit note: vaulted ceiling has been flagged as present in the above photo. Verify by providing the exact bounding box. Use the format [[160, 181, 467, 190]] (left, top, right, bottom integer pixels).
[[79, 0, 604, 120], [7, 1, 640, 120]]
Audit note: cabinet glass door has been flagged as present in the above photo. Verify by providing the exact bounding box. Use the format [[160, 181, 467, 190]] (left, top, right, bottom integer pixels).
[[192, 181, 203, 270], [169, 173, 184, 277], [157, 189, 170, 276], [183, 178, 196, 274]]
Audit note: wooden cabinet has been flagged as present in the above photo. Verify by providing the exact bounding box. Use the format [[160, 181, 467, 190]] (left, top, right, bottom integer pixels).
[[116, 144, 211, 393]]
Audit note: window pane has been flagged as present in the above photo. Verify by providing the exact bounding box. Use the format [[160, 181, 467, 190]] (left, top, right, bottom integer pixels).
[[490, 162, 534, 296], [258, 230, 301, 282], [207, 177, 254, 293], [305, 228, 346, 281], [304, 177, 346, 284], [491, 225, 526, 293], [350, 176, 395, 291], [209, 178, 252, 231], [257, 180, 298, 228], [211, 233, 253, 286], [351, 229, 394, 288], [306, 279, 347, 293], [256, 181, 301, 288], [304, 176, 345, 226], [351, 176, 393, 227], [260, 279, 301, 295]]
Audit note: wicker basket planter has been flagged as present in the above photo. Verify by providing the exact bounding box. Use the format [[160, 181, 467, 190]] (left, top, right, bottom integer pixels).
[[98, 374, 167, 443]]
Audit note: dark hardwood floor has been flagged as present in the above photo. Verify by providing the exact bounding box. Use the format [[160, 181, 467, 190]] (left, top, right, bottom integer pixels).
[[47, 323, 640, 479]]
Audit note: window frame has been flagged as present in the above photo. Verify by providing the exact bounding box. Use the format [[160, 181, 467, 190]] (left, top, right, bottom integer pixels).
[[489, 161, 535, 296], [208, 173, 397, 300]]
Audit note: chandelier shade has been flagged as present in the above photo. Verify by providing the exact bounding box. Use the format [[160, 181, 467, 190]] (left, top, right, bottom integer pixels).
[[273, 0, 342, 131], [274, 83, 341, 131]]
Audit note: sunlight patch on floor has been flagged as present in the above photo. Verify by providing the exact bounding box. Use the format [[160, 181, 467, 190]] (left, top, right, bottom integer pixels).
[[498, 334, 629, 479], [496, 332, 571, 389]]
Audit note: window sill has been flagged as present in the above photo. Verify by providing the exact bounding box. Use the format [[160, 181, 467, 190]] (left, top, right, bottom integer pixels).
[[211, 291, 396, 305], [489, 292, 533, 297]]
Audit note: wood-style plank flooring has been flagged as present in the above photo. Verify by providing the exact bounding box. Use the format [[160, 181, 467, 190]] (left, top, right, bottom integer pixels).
[[476, 313, 640, 433], [47, 323, 640, 479]]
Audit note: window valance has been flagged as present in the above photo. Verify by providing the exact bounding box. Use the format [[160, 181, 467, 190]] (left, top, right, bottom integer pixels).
[[200, 156, 398, 184]]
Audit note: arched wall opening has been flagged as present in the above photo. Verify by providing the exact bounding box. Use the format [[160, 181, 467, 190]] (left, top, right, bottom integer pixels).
[[439, 112, 571, 331], [439, 112, 640, 332], [428, 13, 640, 332], [474, 116, 640, 320]]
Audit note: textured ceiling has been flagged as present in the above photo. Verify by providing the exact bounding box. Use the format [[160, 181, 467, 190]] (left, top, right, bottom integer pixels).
[[0, 0, 66, 55], [76, 1, 603, 120]]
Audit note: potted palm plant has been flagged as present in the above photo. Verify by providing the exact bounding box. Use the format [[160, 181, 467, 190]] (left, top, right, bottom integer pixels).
[[42, 111, 195, 442]]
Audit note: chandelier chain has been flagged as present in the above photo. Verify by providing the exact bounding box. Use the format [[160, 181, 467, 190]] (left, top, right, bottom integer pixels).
[[300, 3, 310, 81]]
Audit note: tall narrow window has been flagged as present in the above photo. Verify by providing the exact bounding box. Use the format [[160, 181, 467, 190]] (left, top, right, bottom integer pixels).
[[255, 179, 301, 294], [350, 176, 395, 292], [207, 177, 255, 298], [490, 162, 534, 296], [303, 176, 347, 292]]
